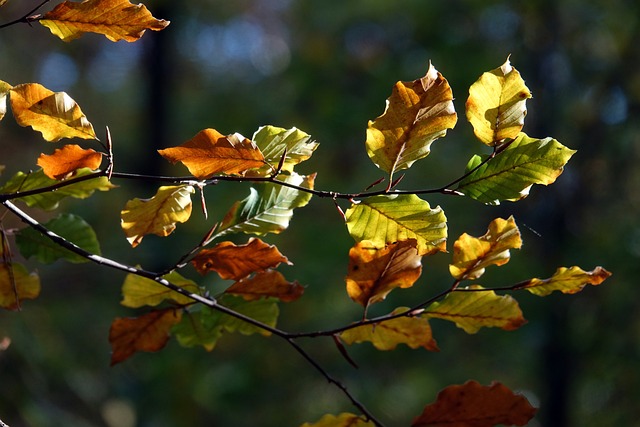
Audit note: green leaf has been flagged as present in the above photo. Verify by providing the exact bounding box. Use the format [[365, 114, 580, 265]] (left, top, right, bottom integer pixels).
[[0, 168, 115, 210], [216, 172, 314, 237], [173, 308, 223, 351], [457, 133, 576, 205], [0, 80, 12, 122], [120, 270, 203, 308], [16, 213, 100, 264], [345, 194, 447, 255], [250, 125, 319, 175], [518, 266, 612, 296]]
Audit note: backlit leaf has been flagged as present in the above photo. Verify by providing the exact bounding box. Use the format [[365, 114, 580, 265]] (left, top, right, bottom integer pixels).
[[0, 80, 12, 122], [340, 307, 438, 351], [250, 125, 319, 176], [411, 380, 537, 427], [518, 266, 612, 296], [225, 270, 304, 302], [0, 262, 40, 311], [192, 238, 290, 280], [345, 194, 447, 255], [121, 271, 203, 308], [216, 172, 314, 237], [9, 83, 96, 141], [424, 286, 526, 334], [457, 133, 576, 205], [300, 413, 375, 427], [173, 308, 222, 351], [40, 0, 170, 42], [16, 213, 100, 264], [0, 168, 114, 211], [120, 185, 194, 247], [366, 63, 457, 176], [37, 144, 102, 179], [158, 129, 266, 178], [466, 58, 532, 146], [449, 216, 521, 281], [346, 239, 422, 307], [109, 308, 181, 365]]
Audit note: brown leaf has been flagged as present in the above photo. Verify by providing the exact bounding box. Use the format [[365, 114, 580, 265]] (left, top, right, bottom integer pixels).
[[412, 380, 537, 427], [192, 238, 290, 280], [225, 270, 304, 302], [158, 129, 266, 179], [37, 144, 102, 179], [346, 239, 422, 307], [40, 0, 170, 42], [109, 308, 182, 365]]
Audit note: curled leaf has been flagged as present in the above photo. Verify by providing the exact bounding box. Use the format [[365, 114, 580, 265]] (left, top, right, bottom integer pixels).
[[37, 144, 102, 179], [250, 126, 319, 176], [517, 266, 612, 296]]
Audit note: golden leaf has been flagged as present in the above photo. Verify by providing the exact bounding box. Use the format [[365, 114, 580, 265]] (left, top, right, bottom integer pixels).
[[37, 144, 102, 179], [0, 262, 41, 311], [518, 266, 612, 296]]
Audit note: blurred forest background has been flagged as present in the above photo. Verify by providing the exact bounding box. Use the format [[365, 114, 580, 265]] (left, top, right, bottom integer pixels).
[[1, 0, 639, 426]]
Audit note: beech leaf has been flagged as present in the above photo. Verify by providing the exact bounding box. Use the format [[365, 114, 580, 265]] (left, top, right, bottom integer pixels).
[[457, 133, 576, 205], [466, 58, 532, 146], [172, 308, 223, 352], [346, 239, 422, 307], [449, 216, 521, 280], [37, 144, 102, 179], [0, 262, 41, 311], [9, 83, 97, 141], [366, 62, 457, 176], [120, 185, 194, 247], [345, 194, 447, 256], [225, 270, 304, 302], [0, 80, 12, 122], [517, 266, 612, 296], [424, 286, 526, 334], [120, 271, 203, 308], [158, 129, 266, 178], [300, 413, 375, 427], [411, 380, 537, 427], [109, 308, 182, 365], [250, 125, 319, 176], [40, 0, 170, 43]]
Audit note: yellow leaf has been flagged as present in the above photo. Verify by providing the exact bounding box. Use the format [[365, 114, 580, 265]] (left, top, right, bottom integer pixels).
[[0, 80, 12, 122], [0, 262, 41, 310], [158, 129, 266, 179], [300, 413, 375, 427], [9, 83, 96, 142], [449, 216, 522, 280], [121, 271, 202, 308], [37, 144, 103, 179], [518, 266, 612, 296], [120, 185, 194, 247], [40, 0, 170, 43]]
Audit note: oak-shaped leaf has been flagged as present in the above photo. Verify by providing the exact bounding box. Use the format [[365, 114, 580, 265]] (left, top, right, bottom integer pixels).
[[16, 213, 100, 264], [425, 286, 526, 334], [466, 58, 532, 146], [109, 308, 182, 365], [158, 129, 266, 178], [449, 216, 521, 281], [0, 80, 11, 122], [250, 125, 319, 176], [120, 185, 194, 247], [121, 271, 203, 308], [457, 133, 576, 205], [300, 413, 375, 427], [192, 238, 290, 280], [40, 0, 169, 42], [346, 239, 422, 307], [345, 194, 447, 256], [0, 168, 114, 211], [340, 307, 439, 351], [411, 380, 537, 427], [0, 262, 41, 311], [225, 270, 304, 302], [366, 63, 457, 177], [517, 266, 611, 296], [38, 144, 102, 179]]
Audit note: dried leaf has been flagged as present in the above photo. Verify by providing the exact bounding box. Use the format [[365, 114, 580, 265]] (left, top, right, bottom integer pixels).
[[121, 271, 202, 308], [40, 0, 169, 42], [0, 262, 41, 311], [225, 270, 304, 302], [37, 144, 102, 179], [518, 266, 612, 296], [300, 413, 375, 427]]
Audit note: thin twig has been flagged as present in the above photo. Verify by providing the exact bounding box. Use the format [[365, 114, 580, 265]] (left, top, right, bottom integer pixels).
[[0, 0, 51, 29]]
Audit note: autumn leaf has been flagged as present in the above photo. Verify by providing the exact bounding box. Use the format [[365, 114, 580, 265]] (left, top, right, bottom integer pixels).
[[225, 270, 304, 302], [37, 144, 102, 179], [0, 262, 41, 311], [449, 216, 521, 281], [345, 194, 447, 255], [346, 240, 422, 307], [40, 0, 170, 43], [192, 238, 290, 280], [109, 308, 182, 365], [0, 80, 12, 122], [120, 271, 203, 308], [517, 266, 612, 296], [366, 62, 457, 177], [120, 185, 194, 247], [412, 380, 537, 427], [300, 413, 375, 427], [250, 125, 319, 176], [424, 286, 526, 334], [340, 307, 438, 351], [158, 129, 266, 178], [9, 83, 97, 142]]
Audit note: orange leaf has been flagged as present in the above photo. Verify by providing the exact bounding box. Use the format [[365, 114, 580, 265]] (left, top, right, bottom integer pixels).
[[109, 308, 182, 365], [158, 129, 266, 179], [192, 238, 290, 280], [346, 239, 422, 308], [40, 0, 169, 42], [411, 380, 537, 427], [37, 144, 102, 179], [225, 270, 304, 302]]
